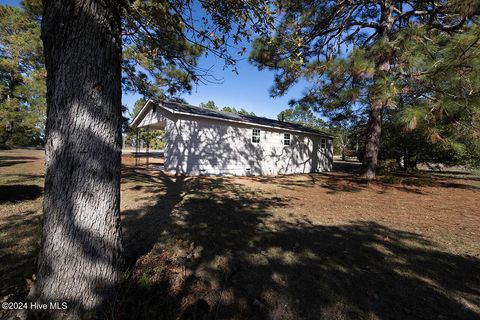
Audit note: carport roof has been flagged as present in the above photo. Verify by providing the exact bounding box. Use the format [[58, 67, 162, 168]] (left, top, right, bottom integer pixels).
[[131, 100, 334, 138]]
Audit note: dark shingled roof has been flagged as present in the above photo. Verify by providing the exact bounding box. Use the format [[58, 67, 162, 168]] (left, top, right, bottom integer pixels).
[[161, 101, 332, 137]]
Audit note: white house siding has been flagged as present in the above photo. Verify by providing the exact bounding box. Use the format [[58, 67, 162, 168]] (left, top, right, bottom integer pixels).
[[136, 105, 169, 129], [162, 113, 333, 176]]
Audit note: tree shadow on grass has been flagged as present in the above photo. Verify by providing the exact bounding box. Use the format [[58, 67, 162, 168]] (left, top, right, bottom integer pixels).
[[0, 185, 43, 204], [0, 210, 41, 298], [0, 174, 44, 184], [332, 160, 362, 173], [248, 159, 480, 195], [379, 173, 480, 191], [118, 169, 480, 320], [249, 172, 429, 195], [0, 156, 38, 168]]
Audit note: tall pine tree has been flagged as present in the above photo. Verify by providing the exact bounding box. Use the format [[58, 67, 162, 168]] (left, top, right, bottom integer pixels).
[[250, 0, 479, 178], [394, 24, 480, 167]]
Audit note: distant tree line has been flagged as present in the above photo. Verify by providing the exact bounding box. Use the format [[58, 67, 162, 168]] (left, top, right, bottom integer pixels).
[[199, 100, 257, 116]]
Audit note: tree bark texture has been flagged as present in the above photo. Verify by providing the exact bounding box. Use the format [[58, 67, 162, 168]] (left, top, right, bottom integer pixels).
[[361, 0, 395, 180], [28, 1, 124, 318], [362, 102, 385, 179]]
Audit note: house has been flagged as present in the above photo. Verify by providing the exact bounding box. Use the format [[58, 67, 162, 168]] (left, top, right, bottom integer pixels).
[[130, 100, 334, 176]]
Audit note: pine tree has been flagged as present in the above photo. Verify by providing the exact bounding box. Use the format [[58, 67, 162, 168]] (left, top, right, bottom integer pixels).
[[250, 0, 478, 179], [0, 3, 45, 147], [394, 25, 480, 167], [235, 108, 256, 116], [199, 101, 257, 115], [0, 0, 207, 149], [277, 104, 326, 130], [199, 100, 219, 110], [222, 105, 256, 116]]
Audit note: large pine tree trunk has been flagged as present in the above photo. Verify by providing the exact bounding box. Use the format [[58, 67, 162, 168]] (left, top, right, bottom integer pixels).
[[361, 103, 385, 179], [27, 1, 124, 318], [361, 0, 394, 180]]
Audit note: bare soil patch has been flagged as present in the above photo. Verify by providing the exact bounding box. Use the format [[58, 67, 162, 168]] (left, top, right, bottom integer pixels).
[[1, 150, 479, 320]]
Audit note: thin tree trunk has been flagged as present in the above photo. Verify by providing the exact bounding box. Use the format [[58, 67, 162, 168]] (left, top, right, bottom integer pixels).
[[27, 1, 124, 318]]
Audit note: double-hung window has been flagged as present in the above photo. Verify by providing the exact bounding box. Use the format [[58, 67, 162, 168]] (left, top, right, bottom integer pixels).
[[321, 138, 327, 150], [251, 128, 261, 143], [283, 133, 291, 146]]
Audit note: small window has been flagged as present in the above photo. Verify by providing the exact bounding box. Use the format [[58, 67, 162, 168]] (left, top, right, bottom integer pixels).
[[252, 128, 261, 143], [321, 138, 327, 150], [283, 133, 291, 146]]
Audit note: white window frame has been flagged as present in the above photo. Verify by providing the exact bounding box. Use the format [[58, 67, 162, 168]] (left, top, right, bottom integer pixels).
[[321, 138, 327, 150], [251, 128, 261, 143], [283, 133, 291, 146]]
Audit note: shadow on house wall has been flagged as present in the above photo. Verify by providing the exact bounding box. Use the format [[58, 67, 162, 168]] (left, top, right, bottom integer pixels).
[[164, 116, 333, 176]]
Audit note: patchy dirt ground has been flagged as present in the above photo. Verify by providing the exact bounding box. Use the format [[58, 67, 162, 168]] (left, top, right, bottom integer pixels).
[[1, 149, 479, 320]]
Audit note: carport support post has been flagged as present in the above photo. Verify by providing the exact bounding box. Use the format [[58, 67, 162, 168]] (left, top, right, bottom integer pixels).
[[135, 129, 139, 166], [146, 126, 149, 169]]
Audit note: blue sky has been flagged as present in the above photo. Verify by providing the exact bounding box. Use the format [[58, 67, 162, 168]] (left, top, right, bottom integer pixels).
[[124, 53, 308, 119], [5, 0, 310, 119]]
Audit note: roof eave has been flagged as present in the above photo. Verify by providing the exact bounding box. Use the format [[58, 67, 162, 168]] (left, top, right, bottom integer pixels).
[[131, 100, 334, 138], [161, 104, 333, 138]]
